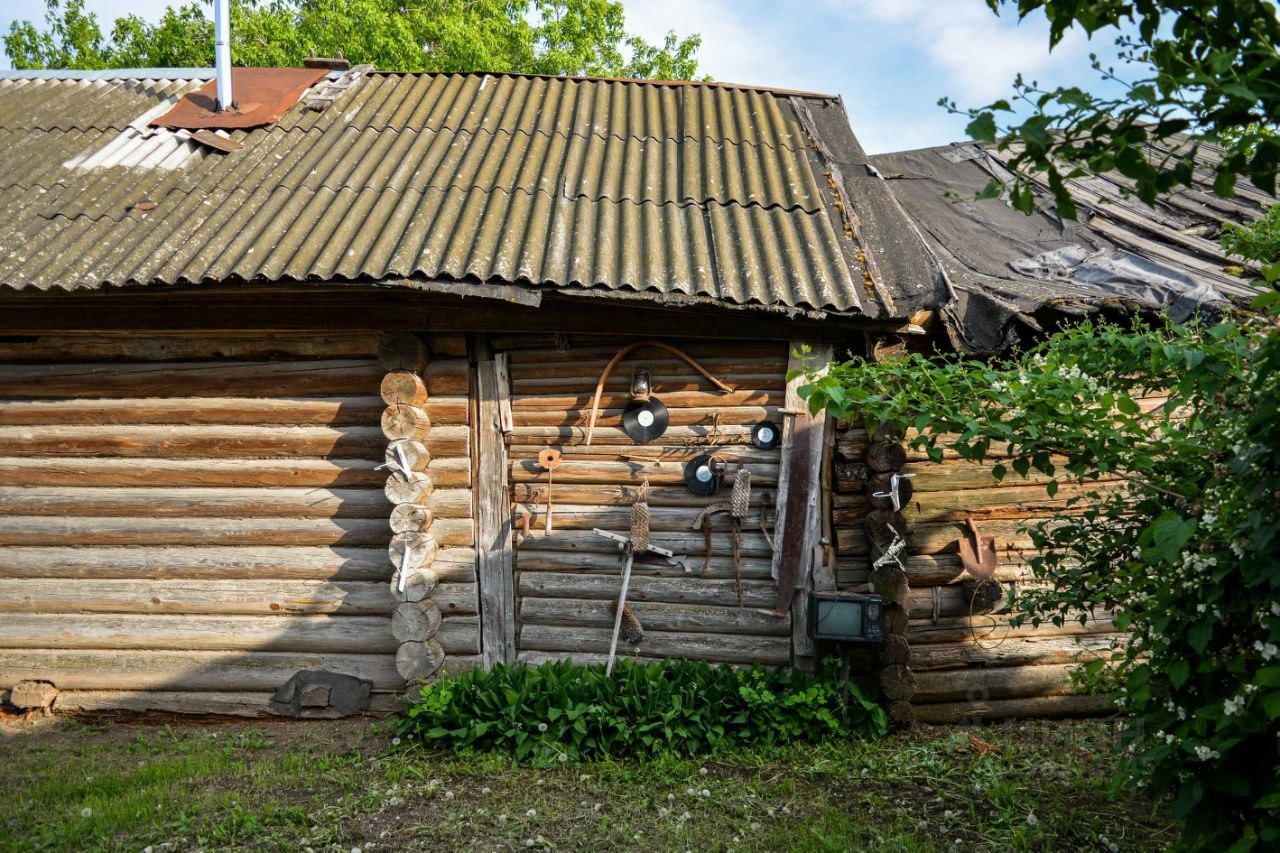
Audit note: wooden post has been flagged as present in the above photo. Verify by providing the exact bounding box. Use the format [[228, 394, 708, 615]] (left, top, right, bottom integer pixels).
[[771, 343, 832, 670], [475, 338, 516, 668]]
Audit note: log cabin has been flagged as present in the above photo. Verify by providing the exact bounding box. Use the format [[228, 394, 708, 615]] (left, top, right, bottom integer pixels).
[[0, 65, 1264, 722]]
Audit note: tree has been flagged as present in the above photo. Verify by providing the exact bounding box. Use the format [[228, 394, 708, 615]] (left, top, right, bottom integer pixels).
[[949, 1, 1279, 217], [798, 211, 1280, 847], [4, 0, 703, 80]]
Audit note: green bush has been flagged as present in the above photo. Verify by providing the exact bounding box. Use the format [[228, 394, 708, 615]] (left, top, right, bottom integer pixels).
[[397, 658, 887, 762]]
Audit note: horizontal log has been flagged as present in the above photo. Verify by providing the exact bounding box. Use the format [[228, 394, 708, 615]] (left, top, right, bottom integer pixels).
[[422, 359, 469, 395], [510, 355, 786, 381], [506, 444, 779, 464], [512, 483, 776, 509], [0, 486, 392, 520], [0, 613, 399, 654], [0, 649, 403, 691], [511, 374, 784, 395], [0, 424, 470, 460], [0, 333, 381, 363], [0, 396, 469, 429], [511, 406, 779, 428], [518, 597, 789, 636], [51, 689, 404, 717], [0, 516, 472, 548], [0, 456, 453, 489], [510, 424, 756, 446], [503, 340, 786, 363], [514, 550, 774, 580], [515, 529, 774, 558], [907, 613, 1116, 645], [511, 390, 781, 411], [0, 545, 474, 583], [910, 663, 1083, 704], [0, 578, 394, 616], [912, 693, 1111, 723], [518, 571, 776, 608], [908, 519, 1060, 556], [0, 359, 383, 398], [517, 624, 789, 666], [511, 459, 777, 487], [426, 334, 468, 358], [512, 504, 765, 532], [835, 428, 868, 461], [909, 634, 1122, 672]]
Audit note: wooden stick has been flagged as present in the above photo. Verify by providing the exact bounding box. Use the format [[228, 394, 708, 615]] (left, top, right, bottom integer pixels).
[[606, 546, 636, 676]]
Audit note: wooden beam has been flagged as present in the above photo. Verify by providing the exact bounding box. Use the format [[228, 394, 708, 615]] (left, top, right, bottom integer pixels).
[[769, 343, 833, 668], [474, 339, 516, 667]]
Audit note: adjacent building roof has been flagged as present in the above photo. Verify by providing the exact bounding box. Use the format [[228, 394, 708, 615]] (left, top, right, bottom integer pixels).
[[0, 67, 933, 320], [870, 140, 1271, 351]]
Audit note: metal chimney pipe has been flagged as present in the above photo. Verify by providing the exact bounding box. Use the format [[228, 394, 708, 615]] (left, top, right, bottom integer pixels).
[[214, 0, 233, 111]]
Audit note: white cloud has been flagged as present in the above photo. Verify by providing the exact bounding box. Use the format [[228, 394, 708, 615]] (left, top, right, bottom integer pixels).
[[826, 0, 1094, 103], [621, 0, 797, 88]]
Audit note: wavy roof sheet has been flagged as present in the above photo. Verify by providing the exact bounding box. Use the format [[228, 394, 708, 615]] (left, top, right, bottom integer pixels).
[[0, 70, 880, 316]]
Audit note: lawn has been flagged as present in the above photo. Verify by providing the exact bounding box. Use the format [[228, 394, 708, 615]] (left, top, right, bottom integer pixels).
[[0, 714, 1173, 851]]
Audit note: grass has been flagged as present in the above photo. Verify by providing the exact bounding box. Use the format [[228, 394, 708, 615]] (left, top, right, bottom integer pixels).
[[0, 715, 1174, 851]]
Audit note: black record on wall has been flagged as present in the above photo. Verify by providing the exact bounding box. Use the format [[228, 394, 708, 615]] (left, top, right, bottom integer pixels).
[[621, 396, 669, 443], [751, 420, 782, 450], [683, 453, 720, 496]]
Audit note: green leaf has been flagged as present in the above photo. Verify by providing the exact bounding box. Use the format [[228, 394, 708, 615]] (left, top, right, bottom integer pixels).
[[1150, 512, 1195, 563], [1167, 659, 1190, 687], [1188, 621, 1213, 653], [966, 112, 998, 142]]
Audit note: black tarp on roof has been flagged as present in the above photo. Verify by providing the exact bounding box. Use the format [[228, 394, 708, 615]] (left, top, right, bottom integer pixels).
[[868, 141, 1272, 352]]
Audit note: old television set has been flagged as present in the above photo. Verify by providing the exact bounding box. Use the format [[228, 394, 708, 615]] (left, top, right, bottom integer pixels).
[[808, 592, 884, 643]]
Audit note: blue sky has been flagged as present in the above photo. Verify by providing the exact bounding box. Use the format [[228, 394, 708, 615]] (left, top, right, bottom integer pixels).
[[0, 0, 1132, 153]]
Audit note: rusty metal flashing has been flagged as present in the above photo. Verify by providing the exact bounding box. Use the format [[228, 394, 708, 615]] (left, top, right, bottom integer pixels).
[[152, 67, 329, 130]]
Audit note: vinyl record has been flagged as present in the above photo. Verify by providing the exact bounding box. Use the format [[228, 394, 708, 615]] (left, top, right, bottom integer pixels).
[[621, 396, 669, 443], [751, 420, 782, 450], [683, 453, 720, 496]]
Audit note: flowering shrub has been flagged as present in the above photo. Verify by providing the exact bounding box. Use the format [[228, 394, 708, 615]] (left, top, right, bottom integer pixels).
[[397, 659, 886, 763], [799, 311, 1280, 849]]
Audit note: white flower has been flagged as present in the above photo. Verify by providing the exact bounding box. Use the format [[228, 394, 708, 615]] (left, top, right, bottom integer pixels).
[[537, 723, 548, 732], [700, 789, 710, 798], [524, 840, 536, 849], [390, 737, 401, 746], [536, 779, 545, 786], [527, 809, 537, 818], [699, 767, 708, 776], [481, 787, 491, 795], [388, 796, 402, 807], [80, 808, 92, 818], [943, 810, 955, 820], [1197, 603, 1207, 613], [444, 791, 454, 800], [1026, 812, 1039, 827], [1271, 602, 1280, 617], [351, 848, 363, 853], [750, 822, 761, 831], [1224, 696, 1246, 716], [659, 807, 670, 817], [1193, 745, 1220, 761], [1256, 642, 1279, 661]]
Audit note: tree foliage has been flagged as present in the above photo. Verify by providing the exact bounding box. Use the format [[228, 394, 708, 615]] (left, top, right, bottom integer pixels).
[[950, 0, 1280, 216], [4, 0, 703, 79], [798, 213, 1280, 847]]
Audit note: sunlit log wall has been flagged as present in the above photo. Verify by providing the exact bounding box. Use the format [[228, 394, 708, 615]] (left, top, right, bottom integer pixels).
[[496, 335, 794, 668], [833, 422, 1121, 723], [0, 332, 478, 716]]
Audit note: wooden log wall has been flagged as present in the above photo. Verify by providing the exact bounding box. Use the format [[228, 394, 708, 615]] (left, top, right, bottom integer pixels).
[[500, 336, 793, 667], [0, 331, 478, 717], [832, 423, 1124, 723]]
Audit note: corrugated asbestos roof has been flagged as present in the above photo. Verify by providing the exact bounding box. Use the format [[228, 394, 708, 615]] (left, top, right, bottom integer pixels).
[[0, 69, 882, 317]]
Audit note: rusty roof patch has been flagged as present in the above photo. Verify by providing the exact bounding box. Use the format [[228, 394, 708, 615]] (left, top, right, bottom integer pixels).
[[152, 67, 328, 130]]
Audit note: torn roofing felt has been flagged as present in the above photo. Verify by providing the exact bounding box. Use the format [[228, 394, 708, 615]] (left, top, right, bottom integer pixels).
[[868, 140, 1273, 352], [0, 68, 945, 321]]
